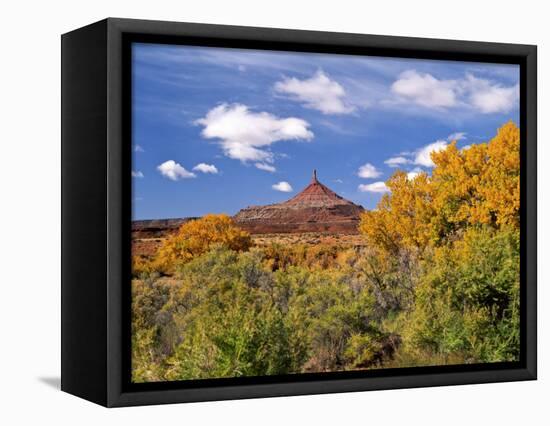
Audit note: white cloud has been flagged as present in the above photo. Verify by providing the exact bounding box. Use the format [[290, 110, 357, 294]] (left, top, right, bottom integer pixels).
[[464, 74, 519, 114], [131, 170, 144, 178], [274, 70, 355, 115], [134, 145, 145, 153], [334, 179, 344, 184], [157, 160, 196, 181], [357, 163, 382, 179], [193, 163, 219, 174], [391, 70, 519, 114], [447, 132, 467, 141], [255, 162, 276, 172], [196, 103, 313, 163], [414, 140, 448, 167], [384, 156, 411, 168], [358, 182, 390, 193], [272, 181, 293, 192], [386, 134, 455, 171], [407, 167, 424, 180], [391, 70, 458, 109]]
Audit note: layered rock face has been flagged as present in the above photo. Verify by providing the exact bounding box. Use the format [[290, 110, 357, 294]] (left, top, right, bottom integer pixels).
[[234, 170, 365, 234]]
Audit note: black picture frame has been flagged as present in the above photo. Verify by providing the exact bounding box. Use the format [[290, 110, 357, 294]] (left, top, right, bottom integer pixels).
[[61, 17, 537, 407]]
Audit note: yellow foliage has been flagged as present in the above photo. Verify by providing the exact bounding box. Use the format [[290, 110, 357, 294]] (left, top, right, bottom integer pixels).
[[132, 255, 152, 277], [359, 171, 434, 254], [261, 243, 350, 271], [132, 255, 167, 277], [431, 121, 520, 229], [155, 214, 252, 273], [360, 121, 520, 252]]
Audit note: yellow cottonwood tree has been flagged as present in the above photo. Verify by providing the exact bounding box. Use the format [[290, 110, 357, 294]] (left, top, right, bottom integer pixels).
[[359, 171, 434, 254], [360, 121, 520, 252], [359, 122, 521, 364], [479, 121, 520, 227], [431, 121, 520, 231], [155, 214, 252, 272]]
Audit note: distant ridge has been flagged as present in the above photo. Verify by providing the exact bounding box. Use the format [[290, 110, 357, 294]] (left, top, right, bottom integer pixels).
[[132, 217, 197, 239], [234, 170, 364, 234]]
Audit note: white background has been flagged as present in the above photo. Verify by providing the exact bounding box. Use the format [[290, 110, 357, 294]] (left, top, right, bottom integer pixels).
[[0, 0, 546, 424]]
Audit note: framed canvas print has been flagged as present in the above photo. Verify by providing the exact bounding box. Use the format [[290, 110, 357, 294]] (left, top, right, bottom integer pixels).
[[61, 18, 537, 407]]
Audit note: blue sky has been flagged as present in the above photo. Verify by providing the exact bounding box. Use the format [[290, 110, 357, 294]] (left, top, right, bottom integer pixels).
[[132, 43, 519, 220]]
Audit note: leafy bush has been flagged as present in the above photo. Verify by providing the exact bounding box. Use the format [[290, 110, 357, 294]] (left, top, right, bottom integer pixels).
[[132, 246, 393, 381], [402, 227, 520, 363], [131, 274, 175, 382], [261, 242, 346, 271], [164, 247, 293, 380], [153, 214, 252, 274]]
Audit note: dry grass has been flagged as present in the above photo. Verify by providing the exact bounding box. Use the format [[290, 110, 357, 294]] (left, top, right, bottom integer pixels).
[[133, 232, 367, 258], [252, 232, 367, 248]]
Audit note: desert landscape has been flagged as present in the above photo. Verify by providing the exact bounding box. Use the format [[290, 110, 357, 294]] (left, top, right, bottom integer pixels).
[[131, 124, 521, 382], [130, 42, 521, 383]]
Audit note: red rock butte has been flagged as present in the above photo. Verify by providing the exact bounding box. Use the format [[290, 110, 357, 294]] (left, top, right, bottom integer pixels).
[[234, 170, 365, 234]]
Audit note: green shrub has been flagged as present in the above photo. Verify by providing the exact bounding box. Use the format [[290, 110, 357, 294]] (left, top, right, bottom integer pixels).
[[401, 227, 520, 364]]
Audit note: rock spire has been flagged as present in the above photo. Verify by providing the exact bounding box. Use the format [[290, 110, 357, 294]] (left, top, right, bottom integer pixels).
[[234, 170, 364, 234]]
